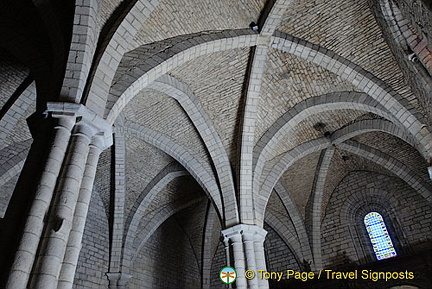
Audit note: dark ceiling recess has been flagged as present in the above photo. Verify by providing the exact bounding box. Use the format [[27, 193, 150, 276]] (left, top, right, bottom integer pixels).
[[313, 122, 326, 132], [313, 122, 331, 137], [0, 0, 75, 106], [341, 155, 350, 161]]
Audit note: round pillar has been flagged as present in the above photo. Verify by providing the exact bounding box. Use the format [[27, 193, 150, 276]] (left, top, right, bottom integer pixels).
[[6, 114, 75, 289], [31, 120, 97, 289], [243, 231, 258, 289], [253, 228, 268, 289], [57, 135, 106, 289]]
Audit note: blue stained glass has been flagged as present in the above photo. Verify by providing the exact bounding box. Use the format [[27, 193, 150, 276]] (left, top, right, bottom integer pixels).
[[364, 212, 397, 260]]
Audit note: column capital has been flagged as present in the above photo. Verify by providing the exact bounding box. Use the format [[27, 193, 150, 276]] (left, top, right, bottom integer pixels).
[[222, 224, 269, 289], [106, 272, 132, 288], [222, 224, 267, 241], [46, 102, 113, 149], [221, 235, 230, 246], [27, 111, 76, 139], [221, 225, 242, 239], [90, 133, 109, 150], [253, 227, 267, 243], [242, 231, 255, 242]]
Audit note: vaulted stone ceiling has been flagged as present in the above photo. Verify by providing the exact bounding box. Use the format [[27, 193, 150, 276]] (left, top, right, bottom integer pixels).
[[0, 0, 431, 283]]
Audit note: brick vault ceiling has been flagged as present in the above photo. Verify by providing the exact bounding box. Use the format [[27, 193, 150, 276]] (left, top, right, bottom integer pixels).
[[109, 0, 431, 223], [1, 0, 431, 231]]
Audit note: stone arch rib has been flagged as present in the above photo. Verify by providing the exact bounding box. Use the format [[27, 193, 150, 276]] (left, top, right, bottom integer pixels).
[[147, 75, 237, 225], [123, 163, 187, 255], [0, 140, 32, 218], [271, 31, 432, 159], [85, 0, 161, 115], [125, 197, 205, 272], [105, 30, 259, 123], [306, 148, 335, 270], [331, 118, 417, 147], [274, 182, 314, 265], [121, 121, 239, 226], [257, 120, 432, 225], [338, 140, 432, 203], [253, 91, 398, 198], [236, 0, 294, 224], [201, 202, 219, 289], [0, 80, 35, 149], [307, 118, 417, 269], [379, 0, 432, 74], [257, 138, 330, 225], [264, 210, 303, 267]]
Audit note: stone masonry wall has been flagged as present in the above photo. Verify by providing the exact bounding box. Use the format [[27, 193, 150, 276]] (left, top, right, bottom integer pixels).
[[0, 50, 30, 108], [393, 0, 432, 47], [264, 223, 300, 274], [210, 242, 226, 289], [321, 171, 431, 268], [73, 190, 110, 288], [369, 0, 432, 126], [129, 215, 201, 289]]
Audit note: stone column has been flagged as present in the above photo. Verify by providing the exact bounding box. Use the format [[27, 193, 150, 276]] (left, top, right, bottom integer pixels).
[[26, 103, 112, 289], [221, 224, 269, 289], [243, 231, 258, 289], [222, 236, 232, 289], [5, 113, 75, 289], [222, 236, 231, 267], [253, 228, 268, 289], [106, 272, 132, 289], [109, 133, 127, 272], [222, 227, 247, 289], [57, 134, 108, 289], [30, 118, 97, 289]]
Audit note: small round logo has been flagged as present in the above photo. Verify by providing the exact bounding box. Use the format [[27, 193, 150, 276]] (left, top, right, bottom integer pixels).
[[219, 266, 237, 284]]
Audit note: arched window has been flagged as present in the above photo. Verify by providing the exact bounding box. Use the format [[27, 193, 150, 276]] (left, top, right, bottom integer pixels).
[[364, 212, 397, 260]]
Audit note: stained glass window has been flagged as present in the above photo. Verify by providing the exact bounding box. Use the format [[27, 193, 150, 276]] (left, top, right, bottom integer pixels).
[[364, 212, 397, 260]]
